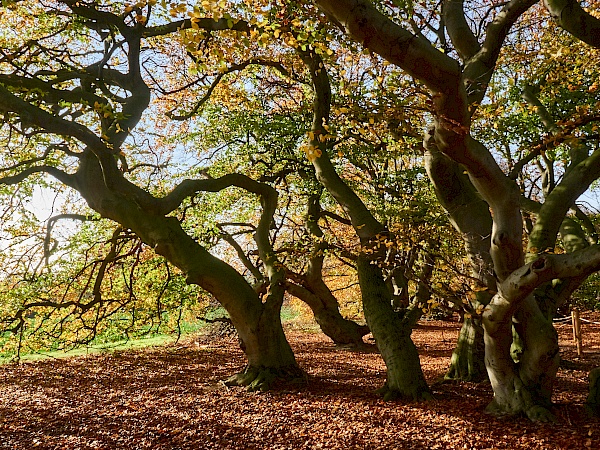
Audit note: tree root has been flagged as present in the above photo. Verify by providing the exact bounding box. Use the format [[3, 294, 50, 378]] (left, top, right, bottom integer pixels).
[[224, 365, 307, 392], [375, 383, 433, 402], [525, 405, 556, 423], [485, 399, 557, 423]]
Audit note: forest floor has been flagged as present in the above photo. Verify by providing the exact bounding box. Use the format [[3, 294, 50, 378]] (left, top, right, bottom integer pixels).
[[0, 313, 599, 449]]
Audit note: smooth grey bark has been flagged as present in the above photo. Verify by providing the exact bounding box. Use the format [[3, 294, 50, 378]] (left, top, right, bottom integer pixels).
[[74, 153, 302, 389], [358, 255, 431, 400], [519, 85, 598, 321], [529, 217, 592, 319], [521, 84, 600, 261], [483, 246, 600, 419], [314, 0, 600, 419], [484, 295, 559, 420], [543, 0, 600, 48], [423, 133, 496, 289], [442, 0, 480, 61], [424, 132, 494, 381]]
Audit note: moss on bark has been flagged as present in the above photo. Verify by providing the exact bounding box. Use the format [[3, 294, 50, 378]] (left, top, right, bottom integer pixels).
[[445, 315, 487, 382], [358, 254, 431, 401]]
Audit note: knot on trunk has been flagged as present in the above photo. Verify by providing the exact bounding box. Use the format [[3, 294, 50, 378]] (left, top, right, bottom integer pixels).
[[532, 257, 546, 271]]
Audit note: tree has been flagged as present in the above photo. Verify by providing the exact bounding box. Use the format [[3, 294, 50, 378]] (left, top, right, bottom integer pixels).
[[314, 0, 600, 420], [6, 0, 599, 420], [0, 0, 473, 400], [298, 46, 432, 400], [285, 190, 371, 346], [0, 0, 304, 390]]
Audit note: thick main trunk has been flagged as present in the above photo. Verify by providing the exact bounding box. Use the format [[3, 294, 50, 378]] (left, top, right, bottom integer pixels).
[[424, 138, 493, 382], [75, 154, 301, 389], [358, 255, 431, 400], [446, 315, 487, 382], [483, 294, 559, 421], [300, 48, 428, 400], [225, 301, 304, 391]]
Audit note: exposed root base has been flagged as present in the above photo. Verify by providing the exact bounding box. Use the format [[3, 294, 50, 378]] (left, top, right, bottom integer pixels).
[[444, 368, 488, 383], [334, 342, 378, 353], [224, 365, 307, 392], [375, 384, 433, 402], [485, 399, 556, 423]]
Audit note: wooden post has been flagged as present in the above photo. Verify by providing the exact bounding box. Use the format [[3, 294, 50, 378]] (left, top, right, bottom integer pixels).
[[572, 308, 583, 357]]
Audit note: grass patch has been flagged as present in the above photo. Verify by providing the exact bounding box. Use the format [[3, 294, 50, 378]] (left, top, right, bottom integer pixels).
[[0, 303, 313, 364], [0, 333, 181, 364]]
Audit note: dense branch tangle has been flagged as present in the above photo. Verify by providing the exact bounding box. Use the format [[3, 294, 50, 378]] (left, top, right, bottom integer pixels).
[[0, 0, 309, 387], [314, 0, 600, 420]]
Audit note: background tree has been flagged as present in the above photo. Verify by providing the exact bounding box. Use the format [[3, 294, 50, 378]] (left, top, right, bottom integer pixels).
[[314, 0, 600, 420], [0, 0, 481, 398], [179, 103, 371, 346]]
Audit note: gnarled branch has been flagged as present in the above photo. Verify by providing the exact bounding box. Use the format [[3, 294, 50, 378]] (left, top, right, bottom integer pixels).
[[544, 0, 600, 48]]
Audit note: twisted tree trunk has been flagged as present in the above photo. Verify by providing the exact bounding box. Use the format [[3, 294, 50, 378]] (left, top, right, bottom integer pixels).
[[300, 48, 430, 399], [76, 152, 302, 391], [286, 281, 369, 345], [424, 133, 494, 382]]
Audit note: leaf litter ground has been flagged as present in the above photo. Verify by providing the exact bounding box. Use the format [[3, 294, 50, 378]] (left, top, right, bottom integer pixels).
[[1, 314, 599, 449]]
